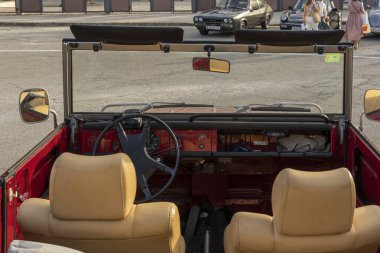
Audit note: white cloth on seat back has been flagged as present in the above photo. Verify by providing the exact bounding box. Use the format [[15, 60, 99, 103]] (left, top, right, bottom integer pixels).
[[8, 240, 83, 253]]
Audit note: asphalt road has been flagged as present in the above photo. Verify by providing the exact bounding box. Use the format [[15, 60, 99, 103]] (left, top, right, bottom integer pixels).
[[0, 26, 379, 173]]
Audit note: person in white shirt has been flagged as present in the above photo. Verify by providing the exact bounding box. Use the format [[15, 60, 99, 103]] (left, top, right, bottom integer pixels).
[[316, 0, 330, 24]]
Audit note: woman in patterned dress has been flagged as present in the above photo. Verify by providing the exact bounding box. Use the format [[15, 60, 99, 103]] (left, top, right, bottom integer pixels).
[[345, 0, 365, 49]]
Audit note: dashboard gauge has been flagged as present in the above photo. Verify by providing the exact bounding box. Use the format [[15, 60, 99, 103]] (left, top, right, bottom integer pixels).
[[145, 133, 160, 153]]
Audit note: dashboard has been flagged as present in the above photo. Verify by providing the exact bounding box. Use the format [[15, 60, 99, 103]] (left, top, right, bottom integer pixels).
[[79, 127, 332, 158], [80, 129, 217, 155]]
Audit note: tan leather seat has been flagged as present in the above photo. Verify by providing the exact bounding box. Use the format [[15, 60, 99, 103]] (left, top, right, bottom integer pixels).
[[224, 168, 380, 253], [18, 153, 185, 253]]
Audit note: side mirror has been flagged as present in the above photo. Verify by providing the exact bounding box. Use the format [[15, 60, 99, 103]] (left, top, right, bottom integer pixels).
[[193, 57, 230, 73], [288, 6, 293, 10], [332, 7, 338, 11], [364, 89, 380, 122], [19, 88, 50, 123]]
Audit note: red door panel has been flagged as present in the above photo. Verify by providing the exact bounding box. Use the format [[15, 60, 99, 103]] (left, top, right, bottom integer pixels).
[[1, 125, 69, 251], [347, 125, 380, 205]]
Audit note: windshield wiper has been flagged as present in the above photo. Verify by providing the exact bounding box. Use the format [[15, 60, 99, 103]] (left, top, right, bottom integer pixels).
[[141, 102, 214, 112], [101, 102, 214, 113], [235, 103, 323, 113]]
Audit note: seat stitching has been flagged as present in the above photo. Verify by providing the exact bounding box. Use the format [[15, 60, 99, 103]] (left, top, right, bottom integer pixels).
[[131, 205, 136, 238], [236, 215, 240, 253], [280, 171, 289, 234], [347, 168, 355, 226], [168, 204, 173, 253], [48, 213, 52, 236], [51, 162, 58, 218], [119, 157, 125, 218]]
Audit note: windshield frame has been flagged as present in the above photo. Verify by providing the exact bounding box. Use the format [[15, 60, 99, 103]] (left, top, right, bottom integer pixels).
[[62, 40, 354, 121]]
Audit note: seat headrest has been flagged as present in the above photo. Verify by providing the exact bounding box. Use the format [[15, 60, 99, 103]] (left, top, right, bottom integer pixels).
[[272, 168, 355, 236], [49, 153, 136, 220]]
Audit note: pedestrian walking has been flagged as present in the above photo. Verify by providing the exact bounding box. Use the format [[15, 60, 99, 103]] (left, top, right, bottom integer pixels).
[[316, 0, 330, 29], [345, 0, 365, 49], [303, 0, 321, 30]]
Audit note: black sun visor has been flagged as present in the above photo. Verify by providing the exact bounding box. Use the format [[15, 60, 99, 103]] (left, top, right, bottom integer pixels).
[[235, 30, 346, 46], [70, 25, 184, 45]]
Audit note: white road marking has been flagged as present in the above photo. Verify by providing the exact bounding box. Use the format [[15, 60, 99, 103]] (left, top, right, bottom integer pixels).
[[0, 50, 60, 52], [354, 55, 380, 60]]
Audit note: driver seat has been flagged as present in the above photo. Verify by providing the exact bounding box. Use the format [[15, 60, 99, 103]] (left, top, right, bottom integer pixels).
[[17, 152, 185, 253]]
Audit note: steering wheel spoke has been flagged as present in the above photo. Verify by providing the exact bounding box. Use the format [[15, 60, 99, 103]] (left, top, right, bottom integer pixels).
[[139, 118, 151, 142], [136, 174, 152, 201], [148, 156, 174, 174], [116, 123, 131, 153], [92, 113, 180, 203]]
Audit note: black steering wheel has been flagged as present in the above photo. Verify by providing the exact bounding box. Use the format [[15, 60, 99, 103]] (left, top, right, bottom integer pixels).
[[92, 113, 180, 203]]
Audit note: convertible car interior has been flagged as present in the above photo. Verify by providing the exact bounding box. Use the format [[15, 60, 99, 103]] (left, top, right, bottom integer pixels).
[[2, 27, 380, 253]]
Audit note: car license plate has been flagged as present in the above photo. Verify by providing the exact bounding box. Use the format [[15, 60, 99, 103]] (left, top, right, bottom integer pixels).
[[372, 27, 380, 33], [292, 26, 301, 30], [206, 25, 221, 30]]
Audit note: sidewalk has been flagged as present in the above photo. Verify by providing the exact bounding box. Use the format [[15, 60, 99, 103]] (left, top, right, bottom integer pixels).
[[0, 0, 347, 27]]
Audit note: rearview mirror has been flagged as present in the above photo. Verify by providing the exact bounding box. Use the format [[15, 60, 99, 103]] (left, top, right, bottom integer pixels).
[[364, 89, 380, 122], [19, 88, 50, 123], [193, 57, 230, 73]]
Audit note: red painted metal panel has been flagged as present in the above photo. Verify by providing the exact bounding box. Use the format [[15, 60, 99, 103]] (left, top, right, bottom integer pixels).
[[80, 129, 217, 154], [4, 126, 69, 249], [347, 126, 380, 205], [5, 177, 16, 250]]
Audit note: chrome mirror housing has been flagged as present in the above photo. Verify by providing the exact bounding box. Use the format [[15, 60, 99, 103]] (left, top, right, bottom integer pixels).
[[19, 88, 50, 124]]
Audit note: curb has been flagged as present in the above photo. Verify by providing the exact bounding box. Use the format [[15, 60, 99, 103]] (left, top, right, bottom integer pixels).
[[0, 22, 196, 27]]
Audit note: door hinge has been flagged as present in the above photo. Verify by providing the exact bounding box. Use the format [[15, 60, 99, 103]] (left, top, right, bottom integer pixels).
[[8, 188, 28, 203], [8, 188, 18, 203]]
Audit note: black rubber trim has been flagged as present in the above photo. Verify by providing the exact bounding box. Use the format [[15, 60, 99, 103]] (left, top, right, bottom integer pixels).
[[188, 113, 329, 122], [235, 30, 345, 46], [86, 150, 331, 158], [82, 121, 333, 131], [176, 151, 212, 157], [211, 152, 332, 158], [70, 25, 184, 44], [168, 151, 332, 158]]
